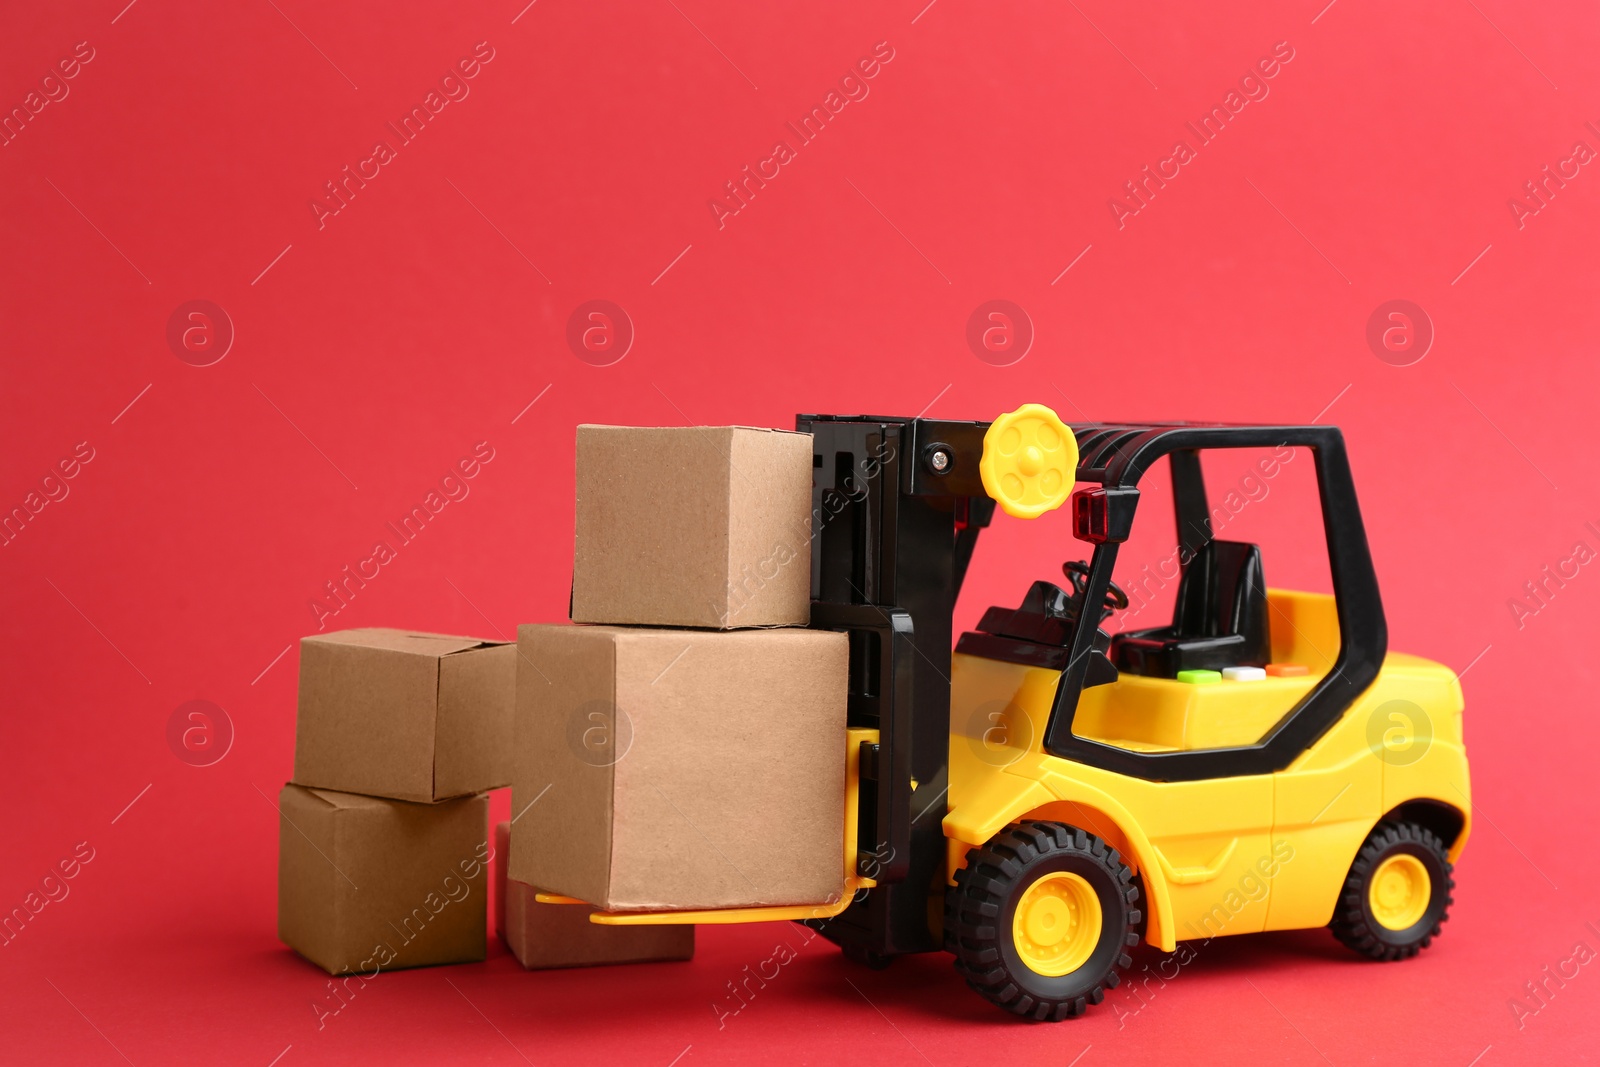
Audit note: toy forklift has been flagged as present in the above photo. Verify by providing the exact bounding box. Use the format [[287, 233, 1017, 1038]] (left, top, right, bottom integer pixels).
[[592, 404, 1471, 1021]]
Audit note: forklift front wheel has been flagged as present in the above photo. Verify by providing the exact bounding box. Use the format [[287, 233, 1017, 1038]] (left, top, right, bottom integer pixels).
[[946, 821, 1141, 1020]]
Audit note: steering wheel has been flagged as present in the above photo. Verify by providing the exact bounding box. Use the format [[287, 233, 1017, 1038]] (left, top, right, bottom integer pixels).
[[1062, 560, 1129, 621]]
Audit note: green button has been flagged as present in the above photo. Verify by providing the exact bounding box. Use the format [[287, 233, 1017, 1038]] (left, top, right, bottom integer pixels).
[[1176, 669, 1222, 685]]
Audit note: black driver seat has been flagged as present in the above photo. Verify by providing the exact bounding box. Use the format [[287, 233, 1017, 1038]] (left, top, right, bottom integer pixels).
[[1111, 539, 1272, 678]]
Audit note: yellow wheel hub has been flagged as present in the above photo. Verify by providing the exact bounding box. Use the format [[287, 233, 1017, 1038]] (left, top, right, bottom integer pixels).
[[1012, 871, 1102, 976], [980, 404, 1077, 519], [1368, 854, 1431, 931]]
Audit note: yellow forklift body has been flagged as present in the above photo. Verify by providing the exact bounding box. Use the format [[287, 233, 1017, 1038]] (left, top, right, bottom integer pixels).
[[944, 590, 1470, 952]]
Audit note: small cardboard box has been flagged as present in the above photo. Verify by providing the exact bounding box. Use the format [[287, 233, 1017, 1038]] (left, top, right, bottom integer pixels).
[[511, 623, 847, 911], [493, 822, 693, 969], [277, 785, 488, 975], [571, 425, 813, 629], [294, 628, 516, 802]]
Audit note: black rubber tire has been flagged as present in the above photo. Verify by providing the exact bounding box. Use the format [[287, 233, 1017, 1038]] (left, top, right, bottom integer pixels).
[[945, 821, 1141, 1020], [1330, 820, 1454, 961]]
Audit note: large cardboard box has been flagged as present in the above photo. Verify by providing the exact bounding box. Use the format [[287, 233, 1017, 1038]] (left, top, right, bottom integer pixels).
[[294, 628, 516, 802], [277, 785, 488, 975], [571, 425, 813, 629], [493, 822, 693, 969], [511, 623, 847, 911]]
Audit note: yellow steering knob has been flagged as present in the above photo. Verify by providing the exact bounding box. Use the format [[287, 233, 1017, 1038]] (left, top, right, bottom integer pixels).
[[979, 403, 1077, 519]]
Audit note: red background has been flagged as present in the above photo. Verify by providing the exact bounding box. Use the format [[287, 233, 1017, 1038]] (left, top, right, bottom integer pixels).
[[3, 0, 1598, 1063]]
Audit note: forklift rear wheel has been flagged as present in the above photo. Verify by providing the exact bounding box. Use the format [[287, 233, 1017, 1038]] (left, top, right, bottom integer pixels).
[[946, 821, 1141, 1020], [1330, 819, 1453, 961]]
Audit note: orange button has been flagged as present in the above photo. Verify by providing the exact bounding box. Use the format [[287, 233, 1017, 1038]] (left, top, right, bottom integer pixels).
[[1265, 663, 1309, 677]]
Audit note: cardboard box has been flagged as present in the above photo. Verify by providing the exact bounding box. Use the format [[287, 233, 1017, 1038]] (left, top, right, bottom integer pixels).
[[294, 628, 516, 802], [277, 785, 488, 975], [571, 425, 813, 629], [493, 822, 693, 969], [511, 623, 847, 911]]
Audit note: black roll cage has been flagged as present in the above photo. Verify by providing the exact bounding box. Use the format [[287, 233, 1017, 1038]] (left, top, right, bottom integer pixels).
[[1040, 423, 1387, 781]]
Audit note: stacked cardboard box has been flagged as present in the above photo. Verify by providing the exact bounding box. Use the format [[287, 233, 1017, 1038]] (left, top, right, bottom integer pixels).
[[278, 629, 513, 974], [511, 426, 850, 915]]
